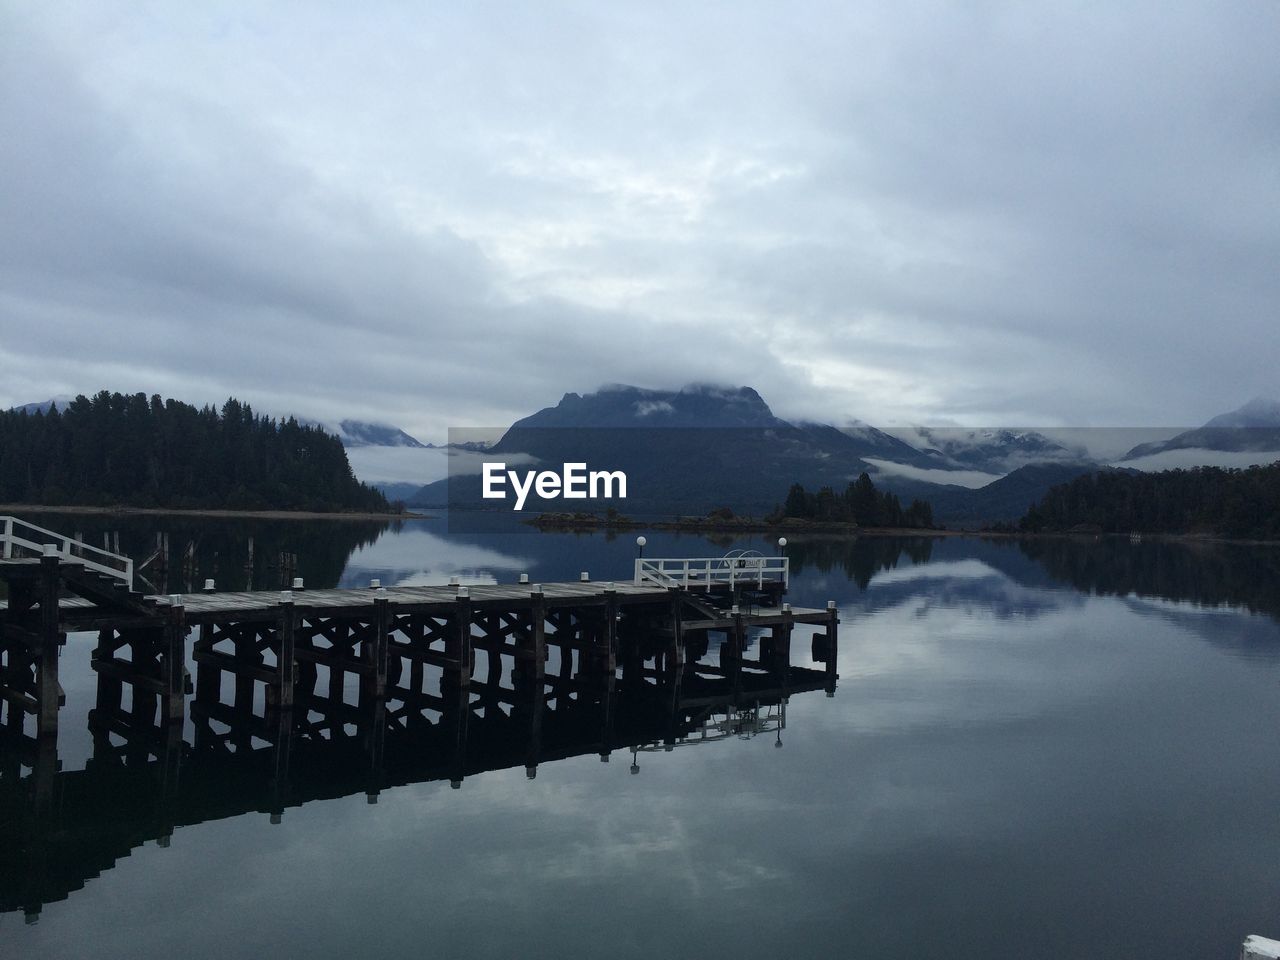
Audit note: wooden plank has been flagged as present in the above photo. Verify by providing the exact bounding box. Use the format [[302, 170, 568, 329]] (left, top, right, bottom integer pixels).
[[91, 657, 167, 694], [191, 649, 279, 684]]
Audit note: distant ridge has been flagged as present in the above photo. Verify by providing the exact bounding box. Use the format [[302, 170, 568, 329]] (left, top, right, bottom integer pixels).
[[332, 420, 426, 448], [1122, 397, 1280, 459], [10, 396, 75, 415]]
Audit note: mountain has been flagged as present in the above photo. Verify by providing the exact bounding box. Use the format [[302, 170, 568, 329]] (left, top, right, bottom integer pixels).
[[495, 384, 786, 431], [332, 420, 426, 448], [904, 427, 1086, 473], [411, 384, 1085, 522], [1204, 397, 1280, 429], [10, 396, 75, 415], [490, 385, 937, 467], [417, 385, 894, 513], [370, 481, 429, 503], [925, 462, 1106, 527], [824, 421, 941, 468], [1121, 398, 1280, 459]]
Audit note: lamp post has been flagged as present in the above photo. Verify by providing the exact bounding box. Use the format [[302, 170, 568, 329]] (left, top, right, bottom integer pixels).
[[636, 535, 647, 558], [777, 536, 787, 556]]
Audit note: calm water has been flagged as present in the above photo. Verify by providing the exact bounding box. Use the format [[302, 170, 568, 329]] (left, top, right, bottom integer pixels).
[[4, 513, 1280, 959]]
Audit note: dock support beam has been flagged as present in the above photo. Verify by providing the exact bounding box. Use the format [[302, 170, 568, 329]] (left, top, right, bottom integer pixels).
[[769, 606, 794, 691], [728, 609, 745, 703], [276, 599, 297, 710], [603, 588, 618, 676], [667, 586, 685, 675], [451, 596, 473, 693], [37, 556, 63, 742], [811, 602, 839, 696], [371, 593, 389, 701], [530, 592, 547, 685], [163, 602, 187, 725]]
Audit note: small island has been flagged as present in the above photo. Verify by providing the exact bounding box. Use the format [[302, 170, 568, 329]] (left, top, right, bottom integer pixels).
[[527, 473, 937, 535]]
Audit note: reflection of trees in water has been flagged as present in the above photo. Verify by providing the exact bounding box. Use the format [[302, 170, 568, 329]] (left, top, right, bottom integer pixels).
[[1016, 537, 1280, 622], [786, 537, 936, 589], [8, 513, 391, 592]]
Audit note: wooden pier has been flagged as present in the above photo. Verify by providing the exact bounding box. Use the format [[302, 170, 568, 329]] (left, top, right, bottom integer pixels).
[[1, 519, 839, 919]]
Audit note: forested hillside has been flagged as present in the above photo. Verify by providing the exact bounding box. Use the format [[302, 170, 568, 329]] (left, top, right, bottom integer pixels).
[[0, 392, 390, 512], [779, 473, 935, 529], [1018, 462, 1280, 538]]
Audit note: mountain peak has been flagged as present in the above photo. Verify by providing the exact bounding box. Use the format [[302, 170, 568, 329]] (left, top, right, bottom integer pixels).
[[507, 383, 782, 431], [10, 395, 76, 415], [1204, 397, 1280, 429], [333, 420, 425, 448]]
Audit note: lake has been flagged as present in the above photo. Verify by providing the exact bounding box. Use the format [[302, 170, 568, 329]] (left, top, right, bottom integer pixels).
[[4, 512, 1280, 959]]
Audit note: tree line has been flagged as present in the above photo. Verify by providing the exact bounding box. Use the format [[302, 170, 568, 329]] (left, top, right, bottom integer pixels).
[[0, 392, 391, 512], [1016, 462, 1280, 539], [777, 473, 935, 528]]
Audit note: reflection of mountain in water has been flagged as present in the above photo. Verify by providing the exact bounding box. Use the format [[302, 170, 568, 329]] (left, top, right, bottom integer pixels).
[[783, 534, 1280, 628], [1118, 595, 1280, 659], [1012, 538, 1280, 623]]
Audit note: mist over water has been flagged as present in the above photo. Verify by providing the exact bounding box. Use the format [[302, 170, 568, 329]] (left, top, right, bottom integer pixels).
[[5, 514, 1280, 959]]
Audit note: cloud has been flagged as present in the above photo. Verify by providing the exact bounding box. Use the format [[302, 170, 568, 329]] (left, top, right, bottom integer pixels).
[[2, 2, 1278, 438]]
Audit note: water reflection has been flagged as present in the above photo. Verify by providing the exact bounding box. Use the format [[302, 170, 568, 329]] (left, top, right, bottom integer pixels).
[[337, 526, 533, 588], [6, 521, 1280, 959], [1014, 536, 1280, 621], [0, 613, 829, 920], [786, 533, 1280, 629], [786, 536, 936, 588]]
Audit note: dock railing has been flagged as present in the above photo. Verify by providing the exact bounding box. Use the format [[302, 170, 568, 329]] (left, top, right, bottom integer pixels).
[[1, 515, 134, 590], [634, 553, 789, 589]]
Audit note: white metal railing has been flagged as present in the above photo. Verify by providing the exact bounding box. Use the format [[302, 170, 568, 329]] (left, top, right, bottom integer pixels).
[[634, 702, 786, 752], [1, 515, 134, 589], [634, 552, 789, 589]]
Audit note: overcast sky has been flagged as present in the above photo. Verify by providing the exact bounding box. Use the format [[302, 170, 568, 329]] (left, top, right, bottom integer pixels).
[[2, 2, 1277, 441]]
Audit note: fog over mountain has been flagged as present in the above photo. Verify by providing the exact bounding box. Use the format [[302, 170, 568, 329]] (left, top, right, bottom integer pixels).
[[1119, 397, 1280, 466]]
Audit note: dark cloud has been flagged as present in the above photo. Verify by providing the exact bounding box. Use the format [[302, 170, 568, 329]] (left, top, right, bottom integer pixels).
[[2, 3, 1277, 438]]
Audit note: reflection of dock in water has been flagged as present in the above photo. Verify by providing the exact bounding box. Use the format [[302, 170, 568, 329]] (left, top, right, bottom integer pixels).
[[0, 522, 839, 920], [0, 635, 830, 920]]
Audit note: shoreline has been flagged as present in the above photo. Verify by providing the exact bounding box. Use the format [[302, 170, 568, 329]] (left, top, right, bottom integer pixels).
[[524, 513, 1280, 546], [526, 513, 951, 536], [0, 504, 429, 521]]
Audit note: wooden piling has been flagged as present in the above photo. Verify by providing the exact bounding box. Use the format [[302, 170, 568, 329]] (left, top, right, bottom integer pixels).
[[530, 590, 547, 684], [277, 598, 297, 709], [667, 586, 685, 673], [371, 596, 390, 699], [603, 586, 619, 675], [163, 601, 186, 724], [823, 604, 838, 695], [37, 556, 62, 741]]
